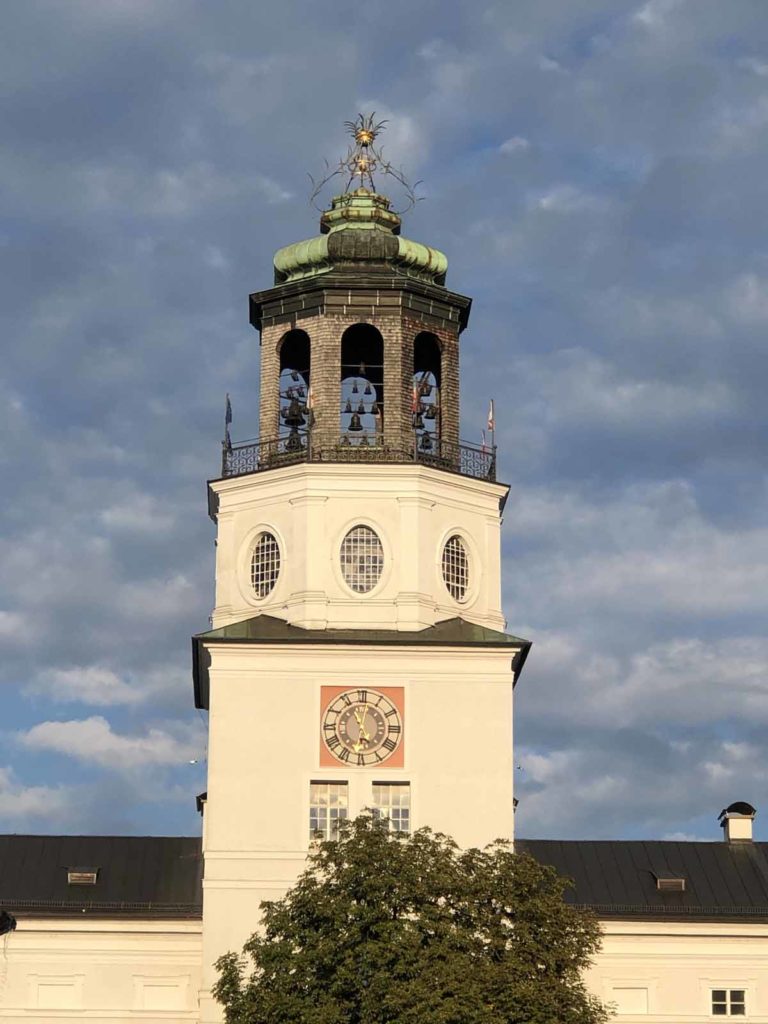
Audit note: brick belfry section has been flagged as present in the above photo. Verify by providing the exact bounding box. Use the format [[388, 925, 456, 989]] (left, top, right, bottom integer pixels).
[[250, 189, 470, 455]]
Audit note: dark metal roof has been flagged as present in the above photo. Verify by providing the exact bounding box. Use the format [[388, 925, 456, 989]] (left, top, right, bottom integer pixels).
[[0, 835, 202, 918], [517, 839, 768, 920], [193, 615, 531, 709]]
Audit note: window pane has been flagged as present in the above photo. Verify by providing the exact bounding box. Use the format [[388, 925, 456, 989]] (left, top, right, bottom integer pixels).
[[372, 783, 411, 833], [251, 532, 281, 598], [731, 1006, 745, 1016], [712, 1005, 727, 1015], [340, 526, 384, 594], [731, 993, 745, 1004], [441, 535, 469, 602], [309, 782, 348, 841], [713, 992, 727, 1002]]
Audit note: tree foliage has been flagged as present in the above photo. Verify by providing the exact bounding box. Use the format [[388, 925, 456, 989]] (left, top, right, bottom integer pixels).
[[214, 815, 608, 1024]]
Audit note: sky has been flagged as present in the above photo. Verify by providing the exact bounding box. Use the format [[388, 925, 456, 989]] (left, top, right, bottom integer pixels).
[[1, 0, 767, 842]]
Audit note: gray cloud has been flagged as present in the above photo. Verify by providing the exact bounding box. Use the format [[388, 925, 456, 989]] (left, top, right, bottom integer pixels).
[[1, 0, 767, 839]]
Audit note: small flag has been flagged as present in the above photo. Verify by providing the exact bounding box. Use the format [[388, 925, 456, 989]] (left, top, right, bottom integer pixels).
[[224, 393, 233, 449], [487, 399, 495, 433]]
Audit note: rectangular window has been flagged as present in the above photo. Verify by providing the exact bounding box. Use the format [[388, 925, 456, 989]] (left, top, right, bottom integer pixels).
[[712, 990, 746, 1016], [309, 781, 348, 841], [372, 782, 411, 833]]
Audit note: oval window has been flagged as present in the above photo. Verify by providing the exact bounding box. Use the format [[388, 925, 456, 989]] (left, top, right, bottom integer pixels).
[[251, 531, 281, 598], [340, 525, 384, 594], [441, 535, 469, 602]]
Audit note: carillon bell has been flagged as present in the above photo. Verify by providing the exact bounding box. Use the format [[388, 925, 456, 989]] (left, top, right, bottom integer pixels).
[[286, 428, 303, 452], [356, 400, 366, 414], [291, 370, 300, 382], [425, 404, 437, 420], [340, 435, 351, 446], [349, 413, 363, 432], [344, 398, 353, 414], [298, 387, 306, 398], [283, 398, 306, 428], [414, 412, 425, 430], [352, 380, 359, 395], [420, 383, 432, 397], [420, 432, 433, 452], [364, 382, 373, 396], [359, 434, 369, 446], [369, 402, 379, 415]]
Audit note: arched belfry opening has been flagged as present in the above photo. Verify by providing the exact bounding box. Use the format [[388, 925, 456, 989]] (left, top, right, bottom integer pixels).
[[278, 329, 311, 448], [340, 324, 383, 445], [413, 332, 441, 454]]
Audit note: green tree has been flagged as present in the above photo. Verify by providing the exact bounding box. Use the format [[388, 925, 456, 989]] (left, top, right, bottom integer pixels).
[[214, 815, 608, 1024]]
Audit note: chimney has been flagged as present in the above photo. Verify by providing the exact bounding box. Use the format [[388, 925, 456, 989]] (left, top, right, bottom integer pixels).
[[719, 801, 756, 842]]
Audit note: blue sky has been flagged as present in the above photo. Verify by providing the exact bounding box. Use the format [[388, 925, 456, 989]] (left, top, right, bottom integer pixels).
[[1, 0, 767, 841]]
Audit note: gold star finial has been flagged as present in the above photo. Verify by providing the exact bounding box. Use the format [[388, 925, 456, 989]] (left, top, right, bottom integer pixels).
[[309, 114, 420, 213]]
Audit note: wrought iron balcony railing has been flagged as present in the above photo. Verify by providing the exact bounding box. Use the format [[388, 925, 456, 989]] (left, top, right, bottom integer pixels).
[[221, 431, 497, 482]]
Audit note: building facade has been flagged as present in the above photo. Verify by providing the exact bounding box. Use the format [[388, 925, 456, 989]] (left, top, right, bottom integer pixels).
[[1, 124, 767, 1023]]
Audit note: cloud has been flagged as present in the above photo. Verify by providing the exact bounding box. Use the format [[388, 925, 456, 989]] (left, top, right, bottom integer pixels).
[[1, 0, 767, 842], [24, 663, 190, 707], [0, 766, 73, 823], [18, 716, 202, 772]]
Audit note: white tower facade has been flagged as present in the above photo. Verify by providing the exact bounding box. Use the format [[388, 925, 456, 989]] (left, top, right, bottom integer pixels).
[[193, 126, 530, 1023]]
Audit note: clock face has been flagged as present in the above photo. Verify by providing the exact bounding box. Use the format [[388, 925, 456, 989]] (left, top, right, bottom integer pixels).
[[322, 688, 402, 766]]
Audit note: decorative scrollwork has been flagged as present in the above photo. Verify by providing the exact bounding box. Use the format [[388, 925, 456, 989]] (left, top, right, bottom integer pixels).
[[309, 114, 422, 214], [222, 431, 496, 483]]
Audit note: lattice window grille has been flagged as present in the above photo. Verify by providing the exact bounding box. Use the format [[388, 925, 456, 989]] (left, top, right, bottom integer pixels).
[[372, 783, 411, 833], [712, 991, 746, 1016], [250, 532, 281, 598], [309, 782, 349, 842], [340, 526, 384, 594], [442, 535, 469, 602]]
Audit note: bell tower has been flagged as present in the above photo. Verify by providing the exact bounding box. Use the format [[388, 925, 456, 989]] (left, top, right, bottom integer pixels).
[[194, 118, 530, 1023]]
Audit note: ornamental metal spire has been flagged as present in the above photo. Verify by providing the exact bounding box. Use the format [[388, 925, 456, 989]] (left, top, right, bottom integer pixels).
[[309, 113, 421, 213]]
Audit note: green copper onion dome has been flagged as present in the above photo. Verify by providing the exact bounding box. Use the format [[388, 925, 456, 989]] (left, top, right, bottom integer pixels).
[[273, 188, 448, 286]]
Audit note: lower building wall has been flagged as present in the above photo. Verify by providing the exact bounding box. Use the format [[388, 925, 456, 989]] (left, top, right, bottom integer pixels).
[[3, 911, 768, 1023], [587, 919, 768, 1022], [0, 917, 202, 1022]]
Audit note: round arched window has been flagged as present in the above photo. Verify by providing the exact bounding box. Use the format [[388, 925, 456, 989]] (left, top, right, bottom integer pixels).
[[441, 535, 469, 602], [340, 526, 384, 594], [251, 532, 281, 598]]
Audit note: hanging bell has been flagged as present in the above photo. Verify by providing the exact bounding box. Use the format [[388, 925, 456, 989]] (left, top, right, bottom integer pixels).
[[286, 427, 303, 452], [356, 400, 365, 414], [420, 383, 432, 397], [283, 398, 306, 428], [364, 382, 373, 396], [359, 434, 369, 446], [369, 402, 379, 415], [344, 398, 353, 414], [348, 413, 363, 432], [425, 404, 437, 420], [340, 435, 350, 446], [414, 413, 425, 430], [420, 432, 433, 452], [291, 370, 299, 382], [359, 361, 366, 375], [352, 380, 359, 395], [298, 387, 306, 398]]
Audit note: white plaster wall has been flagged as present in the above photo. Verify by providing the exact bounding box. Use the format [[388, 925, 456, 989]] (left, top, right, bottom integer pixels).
[[0, 917, 202, 1022], [586, 920, 768, 1023], [209, 463, 508, 632], [198, 640, 517, 1021]]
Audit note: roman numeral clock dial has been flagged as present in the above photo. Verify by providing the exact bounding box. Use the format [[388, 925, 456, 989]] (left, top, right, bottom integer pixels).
[[322, 689, 403, 766]]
